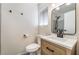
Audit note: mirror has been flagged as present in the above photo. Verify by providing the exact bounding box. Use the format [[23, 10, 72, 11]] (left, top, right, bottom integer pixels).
[[51, 3, 76, 35]]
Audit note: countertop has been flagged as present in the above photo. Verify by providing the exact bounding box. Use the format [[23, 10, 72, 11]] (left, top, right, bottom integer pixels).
[[38, 34, 78, 50]]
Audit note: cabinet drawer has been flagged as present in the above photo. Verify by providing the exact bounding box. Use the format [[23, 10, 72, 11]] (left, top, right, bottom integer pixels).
[[41, 40, 66, 55]]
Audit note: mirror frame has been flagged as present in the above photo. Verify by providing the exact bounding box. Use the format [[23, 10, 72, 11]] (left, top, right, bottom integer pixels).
[[51, 3, 76, 35]]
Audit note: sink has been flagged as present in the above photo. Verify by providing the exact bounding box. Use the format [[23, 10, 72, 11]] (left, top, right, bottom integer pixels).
[[46, 34, 77, 42], [47, 36, 67, 42], [39, 34, 77, 49]]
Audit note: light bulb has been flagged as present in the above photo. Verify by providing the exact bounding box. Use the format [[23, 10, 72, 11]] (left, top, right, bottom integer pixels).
[[66, 3, 71, 5], [52, 4, 56, 7]]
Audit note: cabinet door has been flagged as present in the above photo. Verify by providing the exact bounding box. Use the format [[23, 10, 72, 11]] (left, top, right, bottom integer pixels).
[[41, 40, 66, 55]]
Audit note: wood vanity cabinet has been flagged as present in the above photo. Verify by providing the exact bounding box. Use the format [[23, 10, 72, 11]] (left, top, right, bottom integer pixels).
[[41, 39, 76, 55]]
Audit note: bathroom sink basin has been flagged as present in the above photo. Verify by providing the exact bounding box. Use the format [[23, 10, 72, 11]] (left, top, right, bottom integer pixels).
[[46, 34, 77, 41], [47, 36, 67, 42]]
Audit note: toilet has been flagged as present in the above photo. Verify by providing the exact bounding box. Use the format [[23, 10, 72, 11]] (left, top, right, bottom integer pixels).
[[25, 36, 41, 55]]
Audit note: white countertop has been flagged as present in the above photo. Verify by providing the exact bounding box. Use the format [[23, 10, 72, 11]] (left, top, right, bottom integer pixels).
[[38, 34, 78, 50]]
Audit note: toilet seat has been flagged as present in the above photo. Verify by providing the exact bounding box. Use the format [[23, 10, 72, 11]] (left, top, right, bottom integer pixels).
[[26, 43, 40, 52]]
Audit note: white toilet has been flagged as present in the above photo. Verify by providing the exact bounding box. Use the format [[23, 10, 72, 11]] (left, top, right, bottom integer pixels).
[[25, 37, 41, 55]]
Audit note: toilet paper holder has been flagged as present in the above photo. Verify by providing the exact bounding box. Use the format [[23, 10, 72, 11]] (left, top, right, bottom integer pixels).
[[23, 34, 28, 38], [23, 34, 32, 38]]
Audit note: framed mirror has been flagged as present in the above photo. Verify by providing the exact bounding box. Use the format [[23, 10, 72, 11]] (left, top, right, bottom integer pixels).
[[51, 3, 76, 35]]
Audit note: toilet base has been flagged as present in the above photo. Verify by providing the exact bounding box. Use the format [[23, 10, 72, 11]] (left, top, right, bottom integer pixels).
[[29, 52, 37, 55]]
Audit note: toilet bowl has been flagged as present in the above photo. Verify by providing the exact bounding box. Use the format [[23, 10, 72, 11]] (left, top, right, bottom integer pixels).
[[25, 37, 41, 55], [26, 43, 40, 53]]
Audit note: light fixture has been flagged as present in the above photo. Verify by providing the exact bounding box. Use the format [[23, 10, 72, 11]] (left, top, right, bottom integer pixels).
[[52, 4, 56, 7], [56, 7, 60, 10], [66, 3, 71, 5]]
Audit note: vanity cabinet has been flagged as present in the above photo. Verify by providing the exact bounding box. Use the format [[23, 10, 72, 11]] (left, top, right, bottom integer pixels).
[[41, 39, 76, 55]]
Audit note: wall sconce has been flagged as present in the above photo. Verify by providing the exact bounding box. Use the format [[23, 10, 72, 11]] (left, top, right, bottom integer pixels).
[[52, 4, 56, 7], [66, 3, 71, 5]]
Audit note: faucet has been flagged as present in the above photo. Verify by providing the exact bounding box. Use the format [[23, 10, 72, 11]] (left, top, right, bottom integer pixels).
[[57, 29, 64, 38]]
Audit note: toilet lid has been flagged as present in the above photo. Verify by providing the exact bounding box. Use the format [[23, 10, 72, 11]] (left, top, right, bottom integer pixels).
[[26, 43, 40, 52]]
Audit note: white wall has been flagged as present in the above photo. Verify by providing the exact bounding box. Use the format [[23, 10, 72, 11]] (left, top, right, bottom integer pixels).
[[1, 3, 38, 55], [76, 4, 79, 55], [38, 3, 51, 35]]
